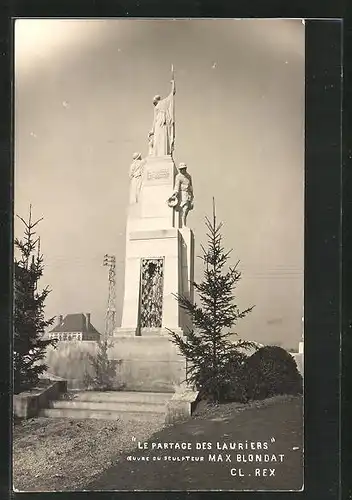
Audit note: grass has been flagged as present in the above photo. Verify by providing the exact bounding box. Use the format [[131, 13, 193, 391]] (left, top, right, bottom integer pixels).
[[13, 415, 165, 491]]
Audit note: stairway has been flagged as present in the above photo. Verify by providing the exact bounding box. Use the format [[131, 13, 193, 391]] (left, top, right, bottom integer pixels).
[[38, 390, 173, 422]]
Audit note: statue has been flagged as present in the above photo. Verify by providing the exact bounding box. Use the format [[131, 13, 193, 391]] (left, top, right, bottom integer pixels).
[[149, 66, 176, 157], [129, 152, 146, 204], [168, 163, 194, 226]]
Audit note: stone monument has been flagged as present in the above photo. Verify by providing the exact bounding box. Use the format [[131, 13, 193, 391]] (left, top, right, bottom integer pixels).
[[112, 68, 195, 393]]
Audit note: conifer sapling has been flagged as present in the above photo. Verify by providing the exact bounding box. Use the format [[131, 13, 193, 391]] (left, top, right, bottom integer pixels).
[[14, 206, 56, 393], [169, 200, 254, 402]]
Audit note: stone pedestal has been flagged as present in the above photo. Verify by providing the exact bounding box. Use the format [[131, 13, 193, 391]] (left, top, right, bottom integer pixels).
[[113, 154, 195, 391], [118, 227, 194, 333], [111, 335, 186, 392], [127, 156, 176, 233]]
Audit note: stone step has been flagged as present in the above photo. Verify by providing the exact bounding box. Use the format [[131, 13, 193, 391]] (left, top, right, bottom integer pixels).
[[64, 390, 173, 404], [39, 407, 166, 422], [49, 399, 166, 413]]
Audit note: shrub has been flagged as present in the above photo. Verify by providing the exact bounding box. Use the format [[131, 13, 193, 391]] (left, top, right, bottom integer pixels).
[[241, 345, 303, 401], [84, 339, 122, 391], [218, 347, 250, 403]]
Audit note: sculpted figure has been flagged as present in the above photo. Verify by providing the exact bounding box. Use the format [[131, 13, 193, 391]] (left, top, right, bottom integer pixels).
[[168, 163, 194, 226], [129, 152, 146, 204], [148, 131, 154, 156], [149, 74, 175, 157]]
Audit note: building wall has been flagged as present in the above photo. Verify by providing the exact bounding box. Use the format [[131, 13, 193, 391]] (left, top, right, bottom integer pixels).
[[83, 330, 100, 341], [49, 331, 83, 341]]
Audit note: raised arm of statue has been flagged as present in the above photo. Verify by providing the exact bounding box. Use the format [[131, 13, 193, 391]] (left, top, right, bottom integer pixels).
[[160, 83, 175, 108], [171, 64, 176, 95]]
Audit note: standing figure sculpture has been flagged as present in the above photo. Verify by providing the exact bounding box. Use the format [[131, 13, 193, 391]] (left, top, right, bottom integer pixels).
[[168, 163, 194, 227], [148, 131, 154, 156], [149, 68, 176, 157], [129, 152, 146, 204]]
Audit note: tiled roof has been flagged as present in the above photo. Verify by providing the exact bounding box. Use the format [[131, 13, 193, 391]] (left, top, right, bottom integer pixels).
[[50, 313, 100, 335]]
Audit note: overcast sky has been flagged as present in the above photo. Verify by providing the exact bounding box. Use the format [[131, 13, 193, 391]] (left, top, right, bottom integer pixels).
[[14, 18, 305, 348]]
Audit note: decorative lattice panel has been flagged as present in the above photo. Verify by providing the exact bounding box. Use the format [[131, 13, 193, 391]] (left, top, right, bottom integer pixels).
[[139, 258, 164, 328]]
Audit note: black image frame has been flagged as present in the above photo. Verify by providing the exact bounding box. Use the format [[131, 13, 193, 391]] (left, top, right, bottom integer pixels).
[[342, 14, 352, 500], [0, 8, 343, 500]]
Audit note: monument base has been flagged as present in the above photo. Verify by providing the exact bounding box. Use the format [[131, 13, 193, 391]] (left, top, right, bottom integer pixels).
[[110, 335, 186, 392], [121, 227, 194, 331], [113, 327, 184, 337]]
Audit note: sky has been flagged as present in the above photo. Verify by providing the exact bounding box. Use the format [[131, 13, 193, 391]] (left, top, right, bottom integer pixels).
[[14, 19, 305, 349]]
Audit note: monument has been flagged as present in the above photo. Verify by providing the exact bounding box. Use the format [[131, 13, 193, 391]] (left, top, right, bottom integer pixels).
[[113, 68, 195, 393]]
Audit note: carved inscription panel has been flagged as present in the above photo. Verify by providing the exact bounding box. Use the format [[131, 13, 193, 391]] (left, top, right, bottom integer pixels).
[[144, 166, 171, 186]]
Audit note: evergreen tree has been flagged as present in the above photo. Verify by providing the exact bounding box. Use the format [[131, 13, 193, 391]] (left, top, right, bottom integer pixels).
[[14, 206, 56, 393], [169, 200, 254, 402]]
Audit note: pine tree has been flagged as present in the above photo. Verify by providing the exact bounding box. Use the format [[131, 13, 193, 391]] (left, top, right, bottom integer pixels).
[[14, 206, 56, 394], [169, 200, 254, 402]]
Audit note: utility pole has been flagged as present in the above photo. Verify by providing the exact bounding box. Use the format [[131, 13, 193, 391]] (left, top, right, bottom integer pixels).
[[103, 254, 116, 338]]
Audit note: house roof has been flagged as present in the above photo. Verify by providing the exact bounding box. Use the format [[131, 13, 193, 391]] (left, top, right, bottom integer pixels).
[[50, 313, 100, 335]]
